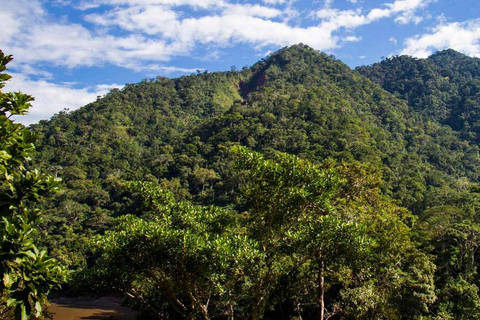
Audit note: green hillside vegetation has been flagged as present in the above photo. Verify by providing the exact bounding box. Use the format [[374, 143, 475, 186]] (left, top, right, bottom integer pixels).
[[2, 44, 479, 318], [357, 49, 480, 142], [77, 147, 435, 319]]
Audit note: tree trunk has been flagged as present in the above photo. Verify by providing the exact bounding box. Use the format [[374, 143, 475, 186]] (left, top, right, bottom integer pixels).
[[318, 253, 325, 320], [188, 291, 210, 320]]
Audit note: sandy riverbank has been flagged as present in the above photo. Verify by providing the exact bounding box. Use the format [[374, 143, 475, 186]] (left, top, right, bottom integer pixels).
[[47, 296, 137, 320]]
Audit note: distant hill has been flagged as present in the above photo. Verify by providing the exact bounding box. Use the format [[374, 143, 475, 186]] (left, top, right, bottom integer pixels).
[[357, 49, 480, 142]]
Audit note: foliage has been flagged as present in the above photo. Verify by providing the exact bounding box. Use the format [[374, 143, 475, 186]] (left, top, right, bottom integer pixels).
[[30, 45, 480, 270], [357, 50, 480, 143], [414, 199, 480, 318], [84, 148, 435, 319], [17, 44, 480, 318], [81, 181, 261, 320], [0, 51, 67, 319], [233, 147, 435, 319]]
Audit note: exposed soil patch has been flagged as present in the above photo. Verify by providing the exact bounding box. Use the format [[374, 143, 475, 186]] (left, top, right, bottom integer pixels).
[[48, 296, 137, 320], [240, 69, 268, 100]]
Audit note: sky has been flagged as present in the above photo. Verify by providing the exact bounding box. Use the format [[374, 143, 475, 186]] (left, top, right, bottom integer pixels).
[[1, 0, 480, 125]]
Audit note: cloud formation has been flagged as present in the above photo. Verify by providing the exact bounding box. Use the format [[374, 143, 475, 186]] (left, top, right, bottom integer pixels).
[[315, 0, 433, 33], [5, 74, 122, 125], [1, 0, 436, 72], [400, 19, 480, 58]]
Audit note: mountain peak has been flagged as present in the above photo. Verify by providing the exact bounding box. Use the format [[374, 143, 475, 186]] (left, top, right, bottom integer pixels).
[[268, 43, 320, 58], [429, 48, 467, 60], [252, 44, 340, 70], [246, 44, 350, 90]]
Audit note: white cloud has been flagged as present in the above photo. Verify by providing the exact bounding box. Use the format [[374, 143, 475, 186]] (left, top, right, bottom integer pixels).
[[171, 15, 338, 49], [389, 36, 397, 46], [256, 50, 273, 57], [1, 0, 438, 82], [261, 0, 286, 4], [1, 0, 437, 74], [14, 64, 53, 78], [315, 0, 433, 34], [91, 0, 227, 9], [223, 4, 283, 19], [386, 0, 428, 12], [394, 11, 424, 25], [345, 36, 361, 42], [0, 1, 338, 71], [85, 5, 180, 35], [0, 11, 21, 44], [131, 64, 203, 73], [386, 0, 434, 24], [153, 66, 203, 73], [75, 2, 101, 10], [4, 18, 190, 70], [400, 19, 480, 58], [94, 83, 124, 91], [83, 3, 341, 55], [5, 73, 123, 125], [0, 0, 44, 43], [317, 8, 368, 30], [367, 8, 390, 20], [324, 0, 334, 8]]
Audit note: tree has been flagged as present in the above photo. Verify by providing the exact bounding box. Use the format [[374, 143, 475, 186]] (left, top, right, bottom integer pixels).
[[192, 168, 220, 194], [83, 181, 261, 320], [0, 51, 67, 319], [85, 147, 436, 319], [231, 146, 343, 319], [415, 204, 480, 318], [232, 147, 435, 319]]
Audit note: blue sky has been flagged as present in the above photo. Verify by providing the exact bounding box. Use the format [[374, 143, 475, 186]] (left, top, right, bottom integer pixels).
[[1, 0, 480, 124]]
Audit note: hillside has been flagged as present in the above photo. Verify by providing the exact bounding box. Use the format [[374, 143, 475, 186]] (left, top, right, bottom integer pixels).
[[32, 46, 480, 251], [25, 44, 480, 319], [33, 45, 480, 224], [357, 49, 480, 142]]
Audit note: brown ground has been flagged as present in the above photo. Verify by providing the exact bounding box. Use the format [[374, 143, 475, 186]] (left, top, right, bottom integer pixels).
[[47, 296, 137, 320]]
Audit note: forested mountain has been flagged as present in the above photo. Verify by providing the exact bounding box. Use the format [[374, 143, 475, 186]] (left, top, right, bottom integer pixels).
[[357, 49, 480, 142], [33, 46, 480, 224], [20, 44, 480, 319]]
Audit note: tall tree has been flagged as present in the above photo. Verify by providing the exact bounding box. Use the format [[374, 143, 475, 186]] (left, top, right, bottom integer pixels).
[[232, 147, 435, 319]]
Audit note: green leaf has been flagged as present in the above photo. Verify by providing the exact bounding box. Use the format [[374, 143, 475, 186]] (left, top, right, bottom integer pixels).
[[0, 73, 12, 82], [14, 303, 28, 320], [24, 250, 37, 260], [35, 300, 42, 317], [6, 298, 18, 307], [3, 273, 14, 288], [21, 303, 28, 320]]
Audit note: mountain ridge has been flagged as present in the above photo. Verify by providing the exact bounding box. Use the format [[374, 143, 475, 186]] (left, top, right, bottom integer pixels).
[[358, 48, 480, 142]]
